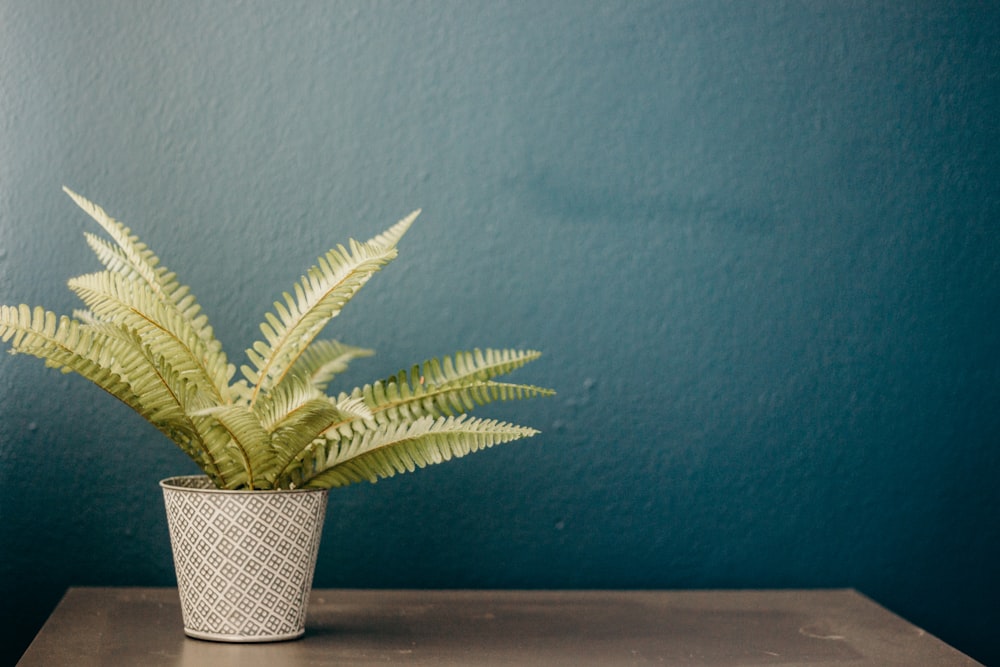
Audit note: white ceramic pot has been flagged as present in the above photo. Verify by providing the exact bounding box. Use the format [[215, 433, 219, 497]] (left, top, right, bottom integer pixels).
[[160, 475, 329, 642]]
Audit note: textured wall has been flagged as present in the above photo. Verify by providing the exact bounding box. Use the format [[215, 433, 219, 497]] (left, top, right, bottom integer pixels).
[[2, 1, 998, 663]]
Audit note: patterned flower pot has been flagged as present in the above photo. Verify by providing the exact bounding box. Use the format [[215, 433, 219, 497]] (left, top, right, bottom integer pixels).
[[160, 475, 329, 642]]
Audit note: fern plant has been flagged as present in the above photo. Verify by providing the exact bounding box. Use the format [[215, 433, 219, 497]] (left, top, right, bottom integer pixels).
[[1, 188, 553, 490]]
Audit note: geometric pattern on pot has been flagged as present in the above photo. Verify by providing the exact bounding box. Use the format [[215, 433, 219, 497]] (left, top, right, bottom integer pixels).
[[160, 475, 329, 642]]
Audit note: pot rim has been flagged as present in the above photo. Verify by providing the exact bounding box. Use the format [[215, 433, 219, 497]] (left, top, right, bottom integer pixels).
[[159, 474, 328, 495]]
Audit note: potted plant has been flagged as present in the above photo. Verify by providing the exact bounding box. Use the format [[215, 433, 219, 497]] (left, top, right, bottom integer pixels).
[[0, 188, 553, 642]]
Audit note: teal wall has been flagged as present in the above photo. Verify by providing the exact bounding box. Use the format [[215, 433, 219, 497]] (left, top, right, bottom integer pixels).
[[2, 1, 998, 663]]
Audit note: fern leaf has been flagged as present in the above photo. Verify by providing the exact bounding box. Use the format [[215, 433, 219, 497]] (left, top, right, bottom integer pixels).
[[67, 188, 217, 351], [255, 377, 376, 487], [83, 232, 140, 281], [243, 220, 415, 406], [56, 320, 237, 485], [0, 304, 235, 484], [266, 398, 346, 485], [92, 324, 190, 422], [367, 209, 420, 251], [202, 405, 274, 489], [380, 349, 545, 390], [67, 271, 231, 404], [1, 304, 136, 399], [251, 374, 327, 431], [435, 348, 544, 384], [285, 339, 374, 392], [351, 379, 553, 427], [300, 415, 538, 488], [334, 395, 373, 421], [329, 349, 553, 429], [63, 188, 176, 301]]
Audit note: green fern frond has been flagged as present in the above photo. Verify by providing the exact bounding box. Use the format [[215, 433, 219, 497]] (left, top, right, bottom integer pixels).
[[254, 377, 376, 486], [200, 405, 274, 489], [187, 415, 257, 489], [352, 378, 554, 426], [421, 348, 545, 386], [242, 216, 417, 406], [67, 271, 231, 404], [71, 321, 233, 483], [0, 305, 229, 482], [333, 349, 553, 428], [267, 398, 347, 482], [367, 209, 420, 251], [251, 375, 327, 431], [68, 188, 219, 352], [92, 325, 191, 422], [334, 395, 373, 421], [1, 304, 136, 399], [63, 187, 178, 302], [285, 339, 374, 393], [83, 233, 142, 285], [300, 415, 538, 488]]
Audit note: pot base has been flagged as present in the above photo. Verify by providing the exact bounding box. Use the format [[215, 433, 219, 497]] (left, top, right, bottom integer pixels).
[[184, 628, 306, 643]]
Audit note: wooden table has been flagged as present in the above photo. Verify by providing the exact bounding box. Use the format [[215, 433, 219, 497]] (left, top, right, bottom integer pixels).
[[17, 587, 981, 666]]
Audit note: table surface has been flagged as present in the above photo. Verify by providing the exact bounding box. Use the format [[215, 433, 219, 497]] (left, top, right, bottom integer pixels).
[[17, 587, 981, 666]]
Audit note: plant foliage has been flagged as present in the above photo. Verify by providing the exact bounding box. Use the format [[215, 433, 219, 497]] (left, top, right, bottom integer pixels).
[[1, 189, 553, 489]]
